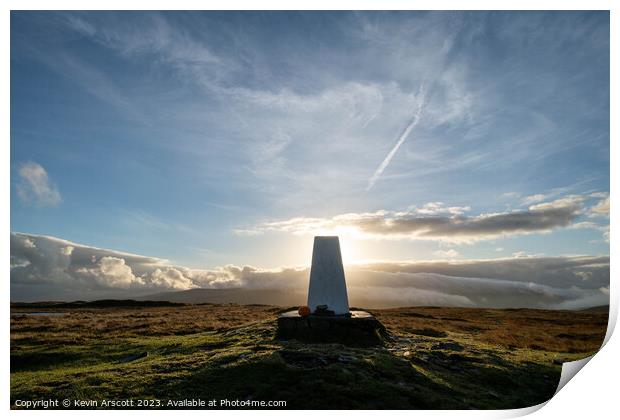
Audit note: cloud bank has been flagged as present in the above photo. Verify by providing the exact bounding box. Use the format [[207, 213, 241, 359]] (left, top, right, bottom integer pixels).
[[239, 194, 606, 243], [11, 232, 608, 310]]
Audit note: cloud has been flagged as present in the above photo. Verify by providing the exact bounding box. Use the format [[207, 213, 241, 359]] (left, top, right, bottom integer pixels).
[[409, 202, 471, 216], [10, 232, 609, 310], [347, 270, 608, 310], [11, 233, 184, 291], [45, 12, 484, 204], [521, 193, 548, 205], [433, 249, 460, 258], [9, 232, 307, 300], [13, 12, 609, 218], [147, 267, 193, 290], [589, 196, 610, 216], [16, 162, 61, 207], [75, 257, 142, 289], [65, 13, 222, 78], [358, 256, 609, 289], [240, 195, 589, 242], [345, 256, 609, 309]]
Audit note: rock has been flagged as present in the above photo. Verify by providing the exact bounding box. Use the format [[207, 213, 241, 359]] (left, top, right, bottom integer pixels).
[[432, 342, 464, 351], [403, 351, 411, 357], [338, 355, 358, 363], [118, 351, 148, 363]]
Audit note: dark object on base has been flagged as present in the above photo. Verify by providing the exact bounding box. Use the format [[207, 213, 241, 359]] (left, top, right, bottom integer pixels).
[[276, 310, 387, 346], [313, 305, 336, 316]]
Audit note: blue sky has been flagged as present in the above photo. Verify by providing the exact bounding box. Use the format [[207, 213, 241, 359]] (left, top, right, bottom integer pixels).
[[10, 11, 610, 303]]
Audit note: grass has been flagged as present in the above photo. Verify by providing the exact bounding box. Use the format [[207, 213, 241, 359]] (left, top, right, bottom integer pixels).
[[10, 303, 608, 409]]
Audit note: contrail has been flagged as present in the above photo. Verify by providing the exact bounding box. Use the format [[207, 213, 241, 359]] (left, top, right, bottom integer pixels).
[[366, 83, 426, 191]]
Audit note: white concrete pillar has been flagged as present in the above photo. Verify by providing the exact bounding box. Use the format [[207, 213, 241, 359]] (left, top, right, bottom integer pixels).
[[307, 236, 350, 315]]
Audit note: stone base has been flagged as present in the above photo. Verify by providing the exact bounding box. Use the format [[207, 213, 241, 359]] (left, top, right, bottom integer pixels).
[[276, 310, 387, 346]]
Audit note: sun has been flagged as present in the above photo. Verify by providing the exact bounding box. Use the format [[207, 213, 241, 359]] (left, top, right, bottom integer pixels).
[[338, 237, 366, 266]]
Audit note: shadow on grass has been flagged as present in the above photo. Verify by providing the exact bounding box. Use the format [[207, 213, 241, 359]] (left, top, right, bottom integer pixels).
[[155, 351, 456, 409], [152, 339, 561, 409]]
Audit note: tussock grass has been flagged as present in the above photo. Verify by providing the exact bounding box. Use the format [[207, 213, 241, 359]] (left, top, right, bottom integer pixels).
[[11, 304, 607, 409]]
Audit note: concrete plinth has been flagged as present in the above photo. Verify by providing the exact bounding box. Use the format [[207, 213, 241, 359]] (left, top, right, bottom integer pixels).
[[276, 310, 387, 346]]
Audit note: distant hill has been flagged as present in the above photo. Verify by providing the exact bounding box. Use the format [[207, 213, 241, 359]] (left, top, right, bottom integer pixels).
[[137, 288, 430, 308], [11, 299, 185, 309], [579, 305, 610, 313], [11, 289, 425, 310], [11, 291, 611, 312], [138, 288, 307, 306]]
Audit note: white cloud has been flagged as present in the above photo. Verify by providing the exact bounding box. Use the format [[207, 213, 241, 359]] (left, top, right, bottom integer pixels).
[[571, 220, 609, 243], [589, 196, 610, 216], [147, 267, 193, 290], [409, 202, 471, 216], [65, 14, 221, 69], [76, 256, 141, 289], [433, 249, 460, 258], [521, 193, 548, 205], [16, 162, 61, 207]]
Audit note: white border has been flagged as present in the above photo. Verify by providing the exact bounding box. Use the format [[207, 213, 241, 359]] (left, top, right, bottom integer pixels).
[[3, 1, 616, 419]]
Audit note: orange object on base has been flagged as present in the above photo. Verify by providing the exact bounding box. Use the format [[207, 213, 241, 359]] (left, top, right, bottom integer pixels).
[[298, 306, 311, 317]]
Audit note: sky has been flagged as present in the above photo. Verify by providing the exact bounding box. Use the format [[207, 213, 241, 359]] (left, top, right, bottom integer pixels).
[[10, 11, 610, 307]]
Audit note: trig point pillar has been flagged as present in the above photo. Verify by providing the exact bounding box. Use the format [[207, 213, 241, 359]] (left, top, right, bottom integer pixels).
[[276, 235, 386, 345], [307, 236, 350, 315]]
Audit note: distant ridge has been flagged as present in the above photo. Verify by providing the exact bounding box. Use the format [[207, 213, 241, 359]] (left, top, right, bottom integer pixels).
[[136, 288, 431, 308], [579, 305, 610, 313], [137, 288, 306, 306], [11, 299, 185, 309], [10, 293, 610, 312]]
